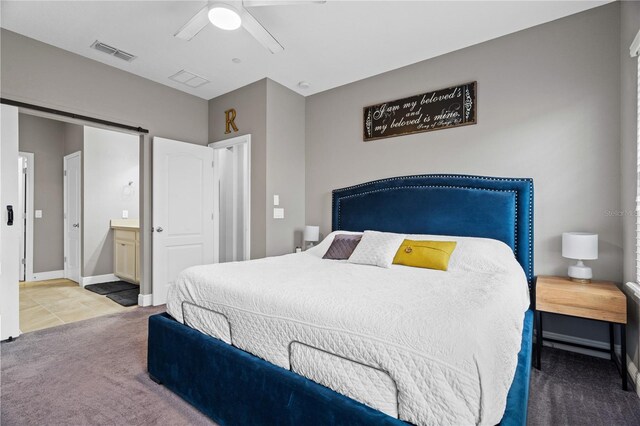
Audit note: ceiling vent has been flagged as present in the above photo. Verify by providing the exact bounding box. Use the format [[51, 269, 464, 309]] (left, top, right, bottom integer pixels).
[[90, 40, 136, 62], [169, 70, 210, 88]]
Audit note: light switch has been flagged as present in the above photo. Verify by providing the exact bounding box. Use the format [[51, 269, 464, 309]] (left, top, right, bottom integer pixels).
[[122, 210, 129, 219], [35, 210, 42, 218], [273, 195, 280, 206], [273, 208, 284, 219]]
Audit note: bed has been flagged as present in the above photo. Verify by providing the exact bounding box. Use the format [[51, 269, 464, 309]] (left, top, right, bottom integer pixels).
[[148, 174, 534, 426]]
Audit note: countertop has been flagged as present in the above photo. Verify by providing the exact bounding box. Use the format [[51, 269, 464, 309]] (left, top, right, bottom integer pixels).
[[110, 219, 140, 230]]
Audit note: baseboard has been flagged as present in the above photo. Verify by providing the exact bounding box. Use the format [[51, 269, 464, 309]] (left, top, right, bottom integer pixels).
[[29, 270, 64, 281], [539, 330, 616, 360], [138, 293, 153, 307], [80, 274, 119, 287]]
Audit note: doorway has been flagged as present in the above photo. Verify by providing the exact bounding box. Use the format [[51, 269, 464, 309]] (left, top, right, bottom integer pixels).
[[209, 135, 251, 264], [1, 106, 148, 340], [16, 116, 140, 333]]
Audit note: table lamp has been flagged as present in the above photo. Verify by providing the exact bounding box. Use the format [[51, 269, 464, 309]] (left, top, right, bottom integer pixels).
[[562, 232, 598, 283], [304, 225, 319, 250]]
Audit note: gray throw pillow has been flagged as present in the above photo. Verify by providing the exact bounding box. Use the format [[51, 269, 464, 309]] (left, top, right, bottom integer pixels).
[[322, 234, 362, 260]]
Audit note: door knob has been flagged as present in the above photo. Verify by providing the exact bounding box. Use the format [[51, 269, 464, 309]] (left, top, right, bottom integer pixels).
[[72, 223, 79, 228], [156, 227, 164, 233]]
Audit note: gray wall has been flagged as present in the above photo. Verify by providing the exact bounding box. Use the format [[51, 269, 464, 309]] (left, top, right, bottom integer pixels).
[[209, 79, 268, 259], [0, 29, 208, 145], [83, 126, 139, 277], [620, 0, 640, 372], [18, 114, 65, 274], [266, 79, 306, 255], [64, 123, 83, 155], [306, 3, 621, 343]]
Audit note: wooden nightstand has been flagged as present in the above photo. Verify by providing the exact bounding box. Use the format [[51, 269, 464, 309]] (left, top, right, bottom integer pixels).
[[534, 275, 628, 390]]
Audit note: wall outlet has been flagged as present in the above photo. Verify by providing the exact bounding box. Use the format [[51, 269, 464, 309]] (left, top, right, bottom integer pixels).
[[35, 210, 42, 218], [273, 208, 284, 219], [273, 195, 280, 206], [122, 210, 129, 219]]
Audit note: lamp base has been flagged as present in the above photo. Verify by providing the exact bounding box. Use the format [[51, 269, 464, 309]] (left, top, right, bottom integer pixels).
[[569, 277, 591, 284], [568, 260, 592, 282]]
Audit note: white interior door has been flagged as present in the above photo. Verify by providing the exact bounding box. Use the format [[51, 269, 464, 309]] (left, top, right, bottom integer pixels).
[[152, 137, 214, 306], [64, 152, 82, 284], [1, 104, 20, 340]]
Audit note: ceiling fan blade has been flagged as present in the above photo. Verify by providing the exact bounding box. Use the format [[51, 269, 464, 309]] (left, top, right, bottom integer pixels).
[[174, 5, 210, 41], [243, 0, 326, 7], [240, 8, 284, 54]]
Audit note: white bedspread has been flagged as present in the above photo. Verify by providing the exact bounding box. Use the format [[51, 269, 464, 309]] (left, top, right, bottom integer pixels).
[[166, 233, 530, 426]]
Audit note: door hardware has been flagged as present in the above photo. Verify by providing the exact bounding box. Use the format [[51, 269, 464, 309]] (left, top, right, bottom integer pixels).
[[7, 205, 14, 226]]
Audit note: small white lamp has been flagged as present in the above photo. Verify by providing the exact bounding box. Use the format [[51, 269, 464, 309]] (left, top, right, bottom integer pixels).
[[304, 225, 319, 250], [562, 232, 598, 283]]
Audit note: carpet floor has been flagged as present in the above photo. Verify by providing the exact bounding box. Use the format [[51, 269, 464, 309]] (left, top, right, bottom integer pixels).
[[528, 347, 640, 425], [0, 307, 213, 426], [2, 308, 639, 425]]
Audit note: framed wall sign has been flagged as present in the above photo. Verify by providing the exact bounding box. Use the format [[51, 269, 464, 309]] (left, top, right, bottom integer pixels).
[[363, 81, 476, 141]]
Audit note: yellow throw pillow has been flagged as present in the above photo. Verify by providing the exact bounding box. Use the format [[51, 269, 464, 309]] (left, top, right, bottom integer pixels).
[[392, 240, 457, 271]]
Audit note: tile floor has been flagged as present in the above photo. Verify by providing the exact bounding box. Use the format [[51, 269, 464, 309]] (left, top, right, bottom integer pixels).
[[19, 279, 133, 333]]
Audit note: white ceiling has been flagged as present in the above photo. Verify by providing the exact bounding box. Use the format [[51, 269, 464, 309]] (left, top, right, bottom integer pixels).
[[1, 0, 610, 100]]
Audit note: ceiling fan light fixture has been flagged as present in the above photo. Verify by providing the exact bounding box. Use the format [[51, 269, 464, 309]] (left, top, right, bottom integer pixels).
[[208, 4, 242, 31]]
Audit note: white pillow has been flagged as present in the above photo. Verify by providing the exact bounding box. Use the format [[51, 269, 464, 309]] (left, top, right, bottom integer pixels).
[[347, 230, 405, 268]]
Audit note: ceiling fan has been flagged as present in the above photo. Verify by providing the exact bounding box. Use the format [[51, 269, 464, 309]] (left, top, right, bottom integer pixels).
[[174, 0, 326, 54]]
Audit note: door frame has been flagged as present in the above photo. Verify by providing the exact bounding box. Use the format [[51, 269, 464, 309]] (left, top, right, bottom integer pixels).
[[209, 134, 251, 263], [18, 152, 34, 281], [63, 151, 81, 282]]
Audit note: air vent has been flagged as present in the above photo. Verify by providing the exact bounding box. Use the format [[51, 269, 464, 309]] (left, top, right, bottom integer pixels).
[[90, 40, 136, 62], [113, 50, 136, 62], [169, 70, 210, 88]]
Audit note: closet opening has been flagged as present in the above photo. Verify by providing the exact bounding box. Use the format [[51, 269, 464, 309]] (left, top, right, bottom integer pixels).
[[210, 135, 251, 263]]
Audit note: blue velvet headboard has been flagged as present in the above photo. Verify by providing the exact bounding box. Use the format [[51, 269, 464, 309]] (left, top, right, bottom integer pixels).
[[331, 174, 534, 286]]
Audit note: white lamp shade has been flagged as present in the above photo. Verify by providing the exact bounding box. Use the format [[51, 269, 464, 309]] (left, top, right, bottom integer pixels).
[[304, 225, 320, 242], [562, 232, 598, 260]]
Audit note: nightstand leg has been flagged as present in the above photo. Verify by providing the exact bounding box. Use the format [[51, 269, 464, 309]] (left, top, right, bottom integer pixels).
[[535, 310, 542, 370], [621, 324, 627, 391], [609, 323, 615, 361]]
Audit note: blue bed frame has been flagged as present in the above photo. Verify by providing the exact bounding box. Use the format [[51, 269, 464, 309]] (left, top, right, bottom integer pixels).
[[148, 174, 534, 426]]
